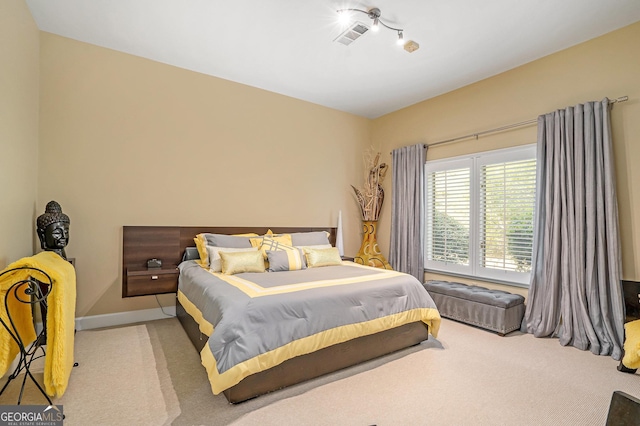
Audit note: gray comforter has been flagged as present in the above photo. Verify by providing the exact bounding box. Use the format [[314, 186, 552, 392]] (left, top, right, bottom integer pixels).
[[177, 260, 440, 394]]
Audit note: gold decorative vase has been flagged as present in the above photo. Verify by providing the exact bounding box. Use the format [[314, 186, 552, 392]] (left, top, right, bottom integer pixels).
[[354, 221, 392, 269]]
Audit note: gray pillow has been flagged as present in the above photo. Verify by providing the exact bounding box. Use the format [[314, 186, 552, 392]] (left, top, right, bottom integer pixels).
[[290, 231, 331, 247], [204, 233, 253, 248], [266, 249, 307, 272], [182, 247, 200, 261]]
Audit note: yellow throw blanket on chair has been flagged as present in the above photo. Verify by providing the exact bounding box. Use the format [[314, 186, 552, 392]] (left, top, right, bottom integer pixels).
[[0, 251, 76, 397], [623, 319, 640, 370]]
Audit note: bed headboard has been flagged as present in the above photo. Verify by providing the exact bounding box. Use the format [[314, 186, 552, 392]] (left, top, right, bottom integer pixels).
[[122, 226, 337, 297]]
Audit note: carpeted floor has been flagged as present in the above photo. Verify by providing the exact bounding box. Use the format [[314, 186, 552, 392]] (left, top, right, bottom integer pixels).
[[59, 324, 180, 425], [145, 317, 435, 425], [230, 319, 640, 425], [2, 317, 639, 425], [0, 324, 179, 425]]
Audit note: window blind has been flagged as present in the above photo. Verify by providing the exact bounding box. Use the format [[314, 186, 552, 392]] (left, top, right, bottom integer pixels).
[[479, 158, 536, 274], [425, 166, 470, 268]]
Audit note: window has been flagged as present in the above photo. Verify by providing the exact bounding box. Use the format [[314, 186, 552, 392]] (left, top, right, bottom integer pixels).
[[424, 145, 536, 285]]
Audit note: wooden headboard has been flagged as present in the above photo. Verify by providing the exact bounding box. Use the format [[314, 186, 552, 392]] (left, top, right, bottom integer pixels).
[[122, 226, 337, 297]]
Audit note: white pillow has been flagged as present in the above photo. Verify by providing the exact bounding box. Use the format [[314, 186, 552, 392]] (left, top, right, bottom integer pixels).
[[206, 246, 259, 272], [295, 244, 332, 250]]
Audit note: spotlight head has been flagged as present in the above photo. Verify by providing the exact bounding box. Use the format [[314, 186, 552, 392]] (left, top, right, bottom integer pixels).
[[371, 18, 379, 32], [397, 31, 404, 45], [368, 7, 381, 32]]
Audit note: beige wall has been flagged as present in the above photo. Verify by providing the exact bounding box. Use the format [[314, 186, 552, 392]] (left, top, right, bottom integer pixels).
[[373, 21, 640, 297], [0, 1, 40, 269], [38, 33, 371, 317], [6, 12, 640, 316]]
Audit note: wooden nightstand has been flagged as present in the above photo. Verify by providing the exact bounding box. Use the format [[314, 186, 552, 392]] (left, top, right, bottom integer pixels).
[[122, 226, 182, 298], [124, 266, 178, 297]]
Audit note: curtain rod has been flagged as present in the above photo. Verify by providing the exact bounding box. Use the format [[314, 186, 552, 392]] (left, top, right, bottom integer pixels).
[[421, 95, 629, 149]]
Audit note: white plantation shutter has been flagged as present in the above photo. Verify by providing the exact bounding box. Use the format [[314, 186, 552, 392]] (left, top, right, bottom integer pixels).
[[425, 159, 471, 275], [425, 145, 536, 285], [478, 154, 536, 282]]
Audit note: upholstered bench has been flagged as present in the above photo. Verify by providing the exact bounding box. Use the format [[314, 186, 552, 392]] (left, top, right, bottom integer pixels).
[[424, 280, 525, 336]]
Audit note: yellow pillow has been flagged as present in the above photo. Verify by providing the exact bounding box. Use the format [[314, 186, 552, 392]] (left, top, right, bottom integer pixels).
[[219, 250, 265, 275], [304, 247, 342, 268], [250, 234, 293, 259], [207, 246, 259, 272], [194, 234, 209, 267], [622, 319, 640, 369]]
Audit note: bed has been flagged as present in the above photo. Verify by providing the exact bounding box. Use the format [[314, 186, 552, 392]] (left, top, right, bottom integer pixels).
[[122, 226, 441, 403]]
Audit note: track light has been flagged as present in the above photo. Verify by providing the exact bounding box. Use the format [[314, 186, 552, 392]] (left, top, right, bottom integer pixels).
[[336, 6, 405, 45]]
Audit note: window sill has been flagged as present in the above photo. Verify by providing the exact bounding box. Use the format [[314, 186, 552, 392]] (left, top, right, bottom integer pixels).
[[424, 268, 530, 289]]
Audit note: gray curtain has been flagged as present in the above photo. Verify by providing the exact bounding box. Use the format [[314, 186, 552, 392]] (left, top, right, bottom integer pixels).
[[522, 98, 625, 360], [389, 144, 426, 281]]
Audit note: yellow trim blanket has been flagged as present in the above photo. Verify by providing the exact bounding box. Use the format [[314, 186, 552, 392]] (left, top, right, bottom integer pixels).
[[0, 251, 76, 397]]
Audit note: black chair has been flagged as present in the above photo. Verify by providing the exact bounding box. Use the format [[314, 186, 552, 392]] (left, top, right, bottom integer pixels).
[[0, 267, 53, 405], [606, 391, 640, 426]]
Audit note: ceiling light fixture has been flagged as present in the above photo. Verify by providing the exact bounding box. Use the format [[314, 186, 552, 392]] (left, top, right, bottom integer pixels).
[[371, 17, 380, 32], [337, 7, 404, 46]]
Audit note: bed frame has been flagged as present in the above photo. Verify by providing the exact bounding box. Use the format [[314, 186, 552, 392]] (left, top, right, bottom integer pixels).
[[123, 225, 430, 403]]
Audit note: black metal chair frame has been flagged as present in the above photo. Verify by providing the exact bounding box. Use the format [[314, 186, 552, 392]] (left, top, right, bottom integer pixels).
[[0, 266, 53, 405]]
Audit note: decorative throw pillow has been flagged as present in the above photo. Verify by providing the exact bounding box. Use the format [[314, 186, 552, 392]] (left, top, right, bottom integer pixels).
[[266, 247, 306, 272], [219, 250, 265, 275], [206, 246, 259, 272], [304, 247, 343, 268], [250, 234, 293, 259]]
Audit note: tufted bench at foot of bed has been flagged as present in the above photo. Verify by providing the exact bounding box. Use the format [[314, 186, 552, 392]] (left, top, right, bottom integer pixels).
[[424, 280, 525, 336]]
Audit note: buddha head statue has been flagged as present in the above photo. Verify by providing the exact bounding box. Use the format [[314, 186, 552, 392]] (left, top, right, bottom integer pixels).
[[36, 201, 70, 260]]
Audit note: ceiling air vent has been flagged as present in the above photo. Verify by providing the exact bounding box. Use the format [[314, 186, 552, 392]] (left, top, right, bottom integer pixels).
[[334, 22, 369, 46]]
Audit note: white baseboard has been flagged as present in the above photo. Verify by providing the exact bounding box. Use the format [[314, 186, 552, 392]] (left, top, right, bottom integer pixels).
[[74, 306, 176, 331]]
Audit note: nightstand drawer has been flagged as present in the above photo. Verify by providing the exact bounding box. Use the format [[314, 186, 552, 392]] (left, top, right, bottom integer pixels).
[[125, 268, 178, 297]]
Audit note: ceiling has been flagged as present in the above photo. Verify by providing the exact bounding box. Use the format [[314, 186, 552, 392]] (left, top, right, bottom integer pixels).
[[25, 0, 640, 119]]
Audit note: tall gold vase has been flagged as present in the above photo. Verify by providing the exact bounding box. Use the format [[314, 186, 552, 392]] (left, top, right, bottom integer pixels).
[[354, 221, 392, 269]]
